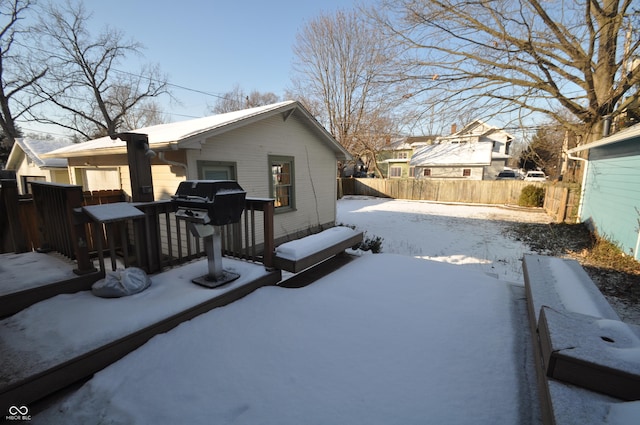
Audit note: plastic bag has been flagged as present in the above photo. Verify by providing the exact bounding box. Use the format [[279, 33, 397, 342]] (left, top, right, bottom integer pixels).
[[92, 267, 152, 298]]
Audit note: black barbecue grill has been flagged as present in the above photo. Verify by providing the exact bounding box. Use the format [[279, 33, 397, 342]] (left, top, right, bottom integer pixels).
[[172, 180, 246, 288]]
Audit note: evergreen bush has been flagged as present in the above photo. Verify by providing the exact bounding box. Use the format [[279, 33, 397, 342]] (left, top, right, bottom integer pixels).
[[519, 185, 545, 207]]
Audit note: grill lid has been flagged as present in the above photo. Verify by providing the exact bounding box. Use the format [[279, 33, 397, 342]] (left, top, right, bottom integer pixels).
[[172, 180, 246, 226]]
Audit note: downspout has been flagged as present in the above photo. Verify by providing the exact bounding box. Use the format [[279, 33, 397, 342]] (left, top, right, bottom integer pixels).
[[565, 151, 588, 223], [158, 152, 188, 174]]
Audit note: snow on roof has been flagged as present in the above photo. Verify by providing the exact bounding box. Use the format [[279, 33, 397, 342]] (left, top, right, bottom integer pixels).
[[8, 138, 73, 169], [410, 141, 493, 166], [439, 120, 513, 143], [43, 101, 350, 161], [44, 101, 296, 157]]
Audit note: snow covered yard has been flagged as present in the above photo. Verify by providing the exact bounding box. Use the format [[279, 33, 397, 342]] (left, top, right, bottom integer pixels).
[[337, 196, 553, 282], [26, 196, 638, 423]]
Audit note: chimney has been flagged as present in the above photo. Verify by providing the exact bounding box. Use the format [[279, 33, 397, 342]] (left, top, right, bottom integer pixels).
[[451, 123, 457, 134], [385, 135, 391, 146]]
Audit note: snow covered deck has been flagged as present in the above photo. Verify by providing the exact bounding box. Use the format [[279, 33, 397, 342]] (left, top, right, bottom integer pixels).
[[34, 254, 540, 424], [0, 258, 281, 408], [523, 255, 640, 424], [0, 251, 102, 317]]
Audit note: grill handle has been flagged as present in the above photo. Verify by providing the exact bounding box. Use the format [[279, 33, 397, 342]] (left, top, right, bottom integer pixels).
[[170, 195, 211, 202]]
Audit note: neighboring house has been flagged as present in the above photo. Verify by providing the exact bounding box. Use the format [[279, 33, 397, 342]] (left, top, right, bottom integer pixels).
[[410, 141, 493, 180], [377, 136, 434, 178], [44, 101, 351, 245], [5, 138, 73, 194], [410, 121, 513, 180], [568, 123, 640, 260]]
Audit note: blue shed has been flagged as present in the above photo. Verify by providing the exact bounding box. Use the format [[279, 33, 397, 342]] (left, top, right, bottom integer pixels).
[[568, 124, 640, 260]]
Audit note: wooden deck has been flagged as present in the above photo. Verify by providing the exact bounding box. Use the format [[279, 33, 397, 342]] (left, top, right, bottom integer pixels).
[[0, 258, 281, 409], [523, 254, 639, 424], [0, 251, 103, 318]]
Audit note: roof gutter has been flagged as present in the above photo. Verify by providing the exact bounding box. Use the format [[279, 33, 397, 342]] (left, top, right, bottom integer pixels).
[[42, 141, 179, 158]]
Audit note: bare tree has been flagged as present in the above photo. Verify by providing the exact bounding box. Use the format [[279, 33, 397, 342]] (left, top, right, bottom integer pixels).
[[0, 0, 47, 149], [120, 98, 166, 131], [372, 0, 640, 143], [32, 0, 169, 139], [211, 85, 280, 114], [290, 8, 403, 159]]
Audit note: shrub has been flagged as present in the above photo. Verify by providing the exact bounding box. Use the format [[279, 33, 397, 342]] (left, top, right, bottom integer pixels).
[[339, 224, 384, 253], [519, 185, 545, 207], [359, 235, 384, 253]]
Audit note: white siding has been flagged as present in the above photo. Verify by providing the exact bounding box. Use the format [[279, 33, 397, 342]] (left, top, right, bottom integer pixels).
[[416, 166, 484, 180], [68, 155, 185, 200], [13, 151, 52, 193], [186, 113, 338, 242]]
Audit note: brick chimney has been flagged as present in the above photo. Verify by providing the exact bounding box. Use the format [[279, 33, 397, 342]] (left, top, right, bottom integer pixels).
[[451, 124, 457, 134]]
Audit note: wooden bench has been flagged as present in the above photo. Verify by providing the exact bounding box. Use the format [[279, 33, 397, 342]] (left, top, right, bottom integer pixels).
[[523, 254, 640, 425], [273, 227, 363, 273]]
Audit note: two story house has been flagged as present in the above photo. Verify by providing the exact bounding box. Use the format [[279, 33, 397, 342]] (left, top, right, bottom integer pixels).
[[376, 136, 435, 178], [410, 121, 513, 180]]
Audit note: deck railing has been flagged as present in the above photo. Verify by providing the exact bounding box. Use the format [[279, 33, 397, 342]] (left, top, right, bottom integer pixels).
[[29, 182, 96, 275], [2, 181, 275, 275], [130, 198, 275, 273]]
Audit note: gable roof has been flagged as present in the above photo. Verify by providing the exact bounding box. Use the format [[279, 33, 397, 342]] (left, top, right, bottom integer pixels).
[[380, 136, 437, 151], [44, 101, 351, 161], [6, 138, 74, 169], [441, 120, 514, 141], [410, 141, 493, 167], [568, 123, 640, 154]]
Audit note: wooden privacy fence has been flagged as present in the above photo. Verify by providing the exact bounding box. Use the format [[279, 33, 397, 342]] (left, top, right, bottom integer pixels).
[[543, 184, 580, 223], [0, 185, 127, 255], [338, 178, 580, 223]]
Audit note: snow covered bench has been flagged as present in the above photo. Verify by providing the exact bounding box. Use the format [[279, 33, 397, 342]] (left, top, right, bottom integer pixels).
[[273, 227, 363, 273], [523, 254, 640, 424]]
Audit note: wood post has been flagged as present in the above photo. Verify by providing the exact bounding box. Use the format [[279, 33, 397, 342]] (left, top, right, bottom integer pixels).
[[118, 132, 155, 203], [1, 179, 28, 253], [262, 200, 275, 269], [65, 187, 97, 275]]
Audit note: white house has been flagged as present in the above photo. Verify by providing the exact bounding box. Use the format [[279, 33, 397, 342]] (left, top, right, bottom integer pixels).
[[44, 101, 351, 245], [5, 138, 73, 194], [410, 120, 513, 180]]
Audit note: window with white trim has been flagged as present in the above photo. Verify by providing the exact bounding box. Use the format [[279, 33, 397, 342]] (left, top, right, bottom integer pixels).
[[269, 155, 294, 211]]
